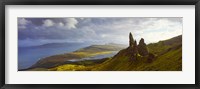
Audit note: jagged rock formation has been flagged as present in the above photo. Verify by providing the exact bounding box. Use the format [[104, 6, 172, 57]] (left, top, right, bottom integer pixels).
[[27, 33, 182, 71], [128, 33, 138, 60], [129, 32, 134, 47], [128, 32, 150, 60], [129, 33, 149, 56], [138, 38, 149, 56]]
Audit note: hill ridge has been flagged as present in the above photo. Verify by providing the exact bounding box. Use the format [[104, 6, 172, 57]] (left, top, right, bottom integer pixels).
[[25, 33, 182, 71]]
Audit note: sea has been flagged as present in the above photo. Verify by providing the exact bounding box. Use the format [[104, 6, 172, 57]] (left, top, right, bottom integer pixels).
[[18, 43, 118, 70]]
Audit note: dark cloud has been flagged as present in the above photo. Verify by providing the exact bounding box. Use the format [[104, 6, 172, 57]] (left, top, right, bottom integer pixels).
[[18, 17, 182, 46]]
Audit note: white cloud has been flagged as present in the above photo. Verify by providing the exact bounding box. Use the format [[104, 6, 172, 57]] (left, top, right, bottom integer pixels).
[[18, 18, 31, 25], [79, 18, 85, 20], [135, 18, 182, 44], [18, 18, 182, 45], [43, 19, 55, 27], [140, 29, 182, 44], [18, 18, 31, 29], [80, 18, 182, 44], [19, 25, 27, 29], [58, 22, 64, 27], [64, 18, 78, 29]]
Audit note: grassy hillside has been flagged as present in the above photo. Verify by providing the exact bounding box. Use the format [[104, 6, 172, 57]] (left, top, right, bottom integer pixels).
[[43, 35, 182, 71], [147, 35, 182, 55], [27, 35, 182, 71], [97, 35, 182, 71], [93, 44, 181, 71]]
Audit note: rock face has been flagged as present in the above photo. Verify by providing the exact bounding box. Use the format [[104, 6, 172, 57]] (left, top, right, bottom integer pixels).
[[128, 32, 138, 60], [129, 32, 135, 47], [138, 38, 149, 56], [128, 32, 150, 60]]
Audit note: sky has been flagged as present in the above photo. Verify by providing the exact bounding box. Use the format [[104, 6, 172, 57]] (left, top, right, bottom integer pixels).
[[18, 17, 182, 47]]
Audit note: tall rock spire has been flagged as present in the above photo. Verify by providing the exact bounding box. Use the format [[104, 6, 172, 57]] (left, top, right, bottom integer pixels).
[[128, 32, 138, 60], [138, 38, 149, 56], [129, 32, 134, 47], [134, 40, 138, 54]]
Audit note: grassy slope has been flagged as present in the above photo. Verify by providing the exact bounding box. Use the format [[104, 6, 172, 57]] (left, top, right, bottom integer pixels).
[[147, 35, 182, 55], [48, 35, 182, 71], [95, 35, 182, 71], [49, 45, 181, 71], [92, 45, 181, 71], [141, 46, 182, 71]]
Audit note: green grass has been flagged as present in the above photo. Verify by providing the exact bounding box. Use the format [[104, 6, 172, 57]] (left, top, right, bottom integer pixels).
[[37, 46, 182, 71], [29, 35, 182, 71], [142, 47, 182, 71], [49, 64, 93, 71]]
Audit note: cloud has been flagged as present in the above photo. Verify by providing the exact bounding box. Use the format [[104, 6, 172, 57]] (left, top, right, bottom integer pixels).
[[43, 19, 55, 27], [18, 18, 31, 25], [140, 29, 182, 44], [64, 18, 78, 29], [58, 22, 64, 27], [78, 17, 182, 44], [18, 18, 31, 29], [18, 17, 182, 46], [18, 25, 27, 29], [131, 18, 182, 43]]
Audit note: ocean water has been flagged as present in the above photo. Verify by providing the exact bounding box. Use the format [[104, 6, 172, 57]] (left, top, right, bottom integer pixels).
[[18, 43, 119, 70], [18, 43, 89, 70]]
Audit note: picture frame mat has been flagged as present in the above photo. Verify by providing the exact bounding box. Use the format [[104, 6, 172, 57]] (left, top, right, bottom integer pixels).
[[5, 5, 195, 84]]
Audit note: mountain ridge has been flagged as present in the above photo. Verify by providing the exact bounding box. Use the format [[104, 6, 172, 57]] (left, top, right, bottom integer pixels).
[[92, 33, 182, 71], [24, 33, 182, 71], [27, 43, 126, 69]]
